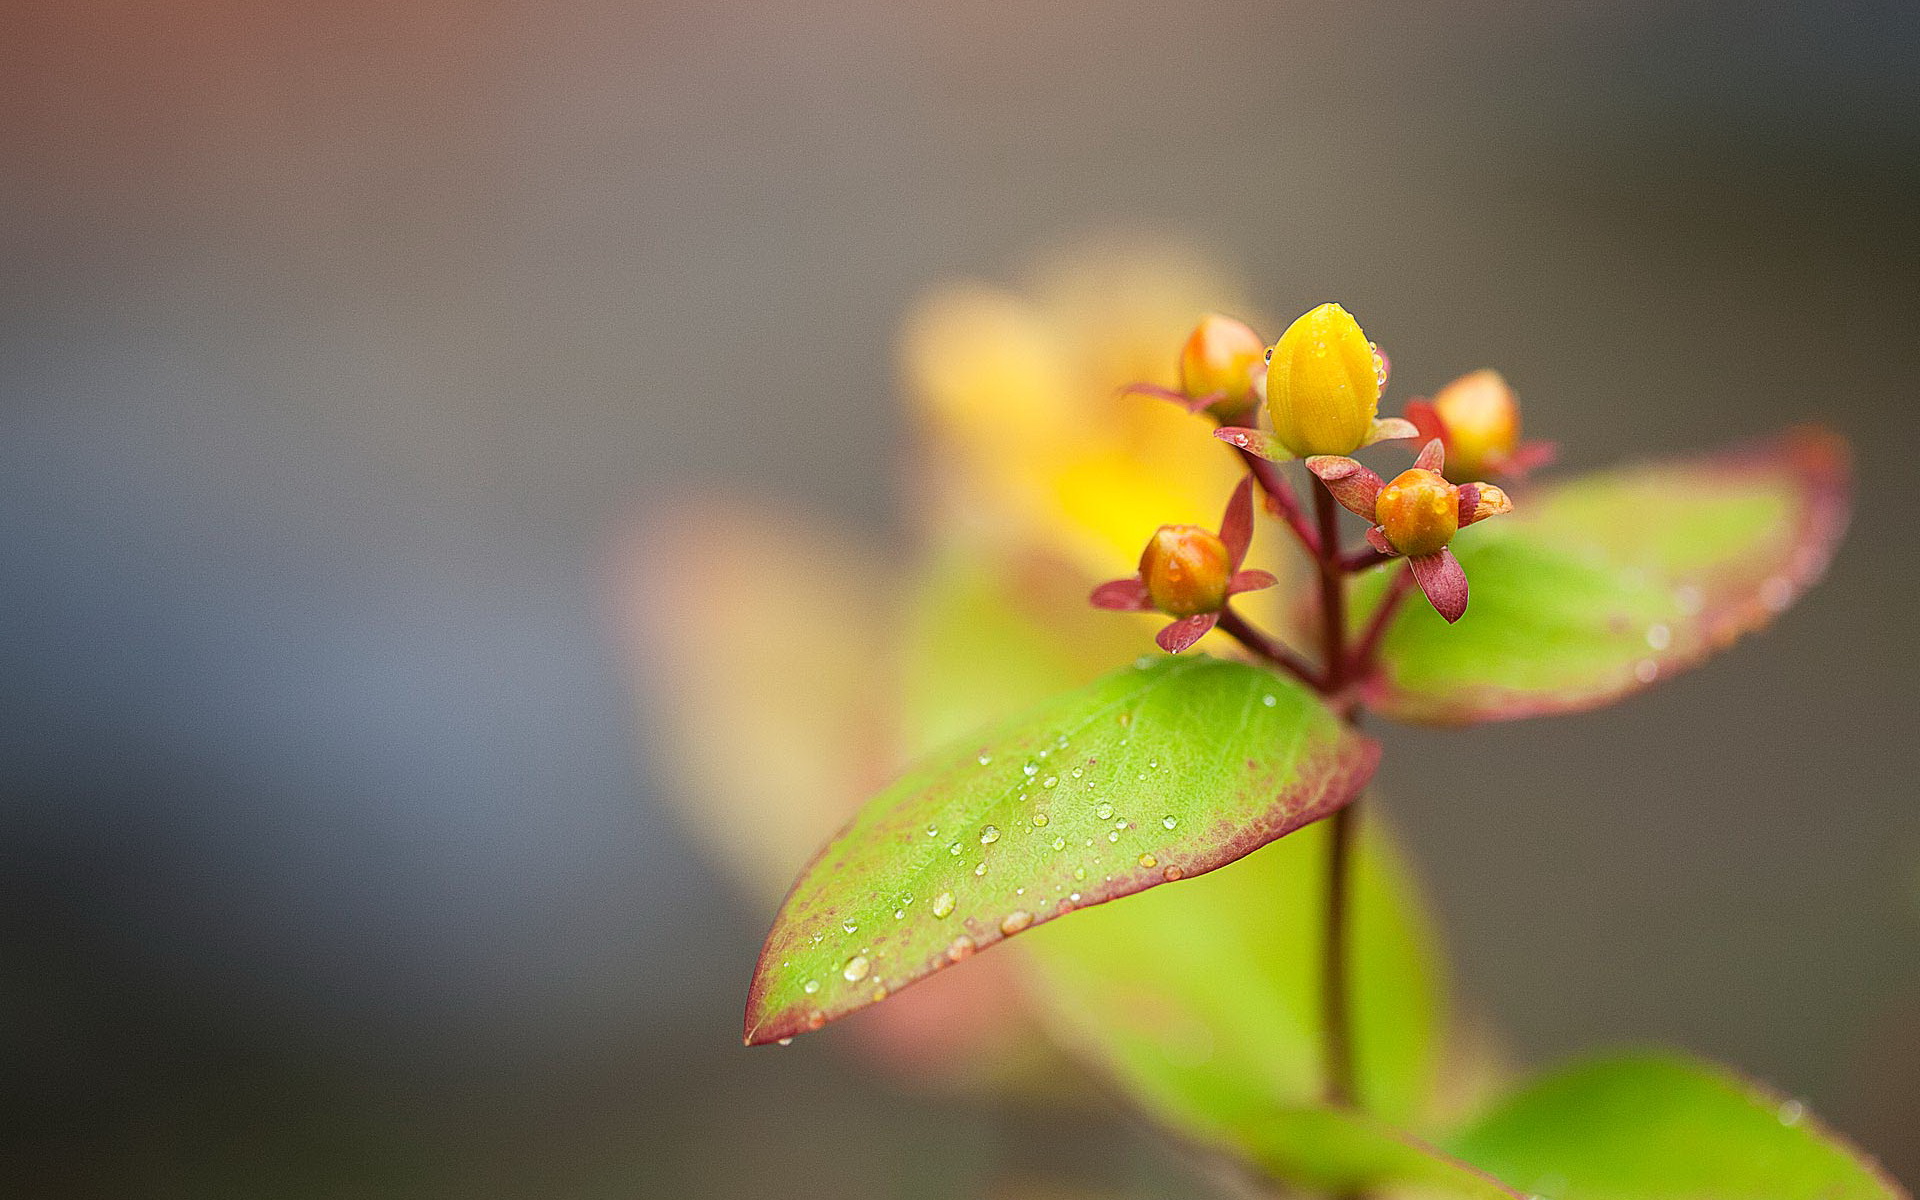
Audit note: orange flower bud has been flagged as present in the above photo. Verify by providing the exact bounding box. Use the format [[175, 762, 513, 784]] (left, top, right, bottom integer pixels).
[[1266, 303, 1380, 457], [1374, 468, 1459, 557], [1179, 314, 1265, 420], [1432, 369, 1519, 480], [1138, 524, 1232, 617]]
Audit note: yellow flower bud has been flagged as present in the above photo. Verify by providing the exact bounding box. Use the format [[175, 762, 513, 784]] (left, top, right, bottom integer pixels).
[[1179, 313, 1265, 420], [1432, 369, 1519, 481], [1138, 525, 1231, 617], [1375, 468, 1459, 557], [1266, 303, 1380, 457]]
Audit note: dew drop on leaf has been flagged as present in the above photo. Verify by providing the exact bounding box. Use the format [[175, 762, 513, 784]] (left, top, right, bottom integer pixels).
[[1031, 812, 1049, 827], [1138, 853, 1158, 868], [1262, 693, 1277, 707], [842, 955, 870, 983], [979, 825, 1001, 845], [1095, 802, 1115, 820], [1000, 910, 1033, 935], [1162, 815, 1178, 830], [931, 891, 955, 918], [803, 979, 820, 995]]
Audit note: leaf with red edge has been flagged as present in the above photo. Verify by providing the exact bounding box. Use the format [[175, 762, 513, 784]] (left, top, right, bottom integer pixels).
[[1352, 426, 1849, 724], [743, 655, 1379, 1045]]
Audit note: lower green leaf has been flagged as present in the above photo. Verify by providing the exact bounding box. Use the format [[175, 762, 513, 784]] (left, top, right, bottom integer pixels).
[[1020, 813, 1445, 1144], [1447, 1052, 1908, 1200], [743, 655, 1379, 1045], [1238, 1108, 1522, 1199]]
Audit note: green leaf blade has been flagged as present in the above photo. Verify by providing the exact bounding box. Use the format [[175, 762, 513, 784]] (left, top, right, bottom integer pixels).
[[743, 655, 1379, 1045], [1238, 1108, 1523, 1199], [1448, 1052, 1909, 1200], [1020, 814, 1446, 1144], [1358, 426, 1849, 724]]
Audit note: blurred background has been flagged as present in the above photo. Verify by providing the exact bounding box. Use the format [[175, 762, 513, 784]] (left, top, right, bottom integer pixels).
[[4, 1, 1918, 1195]]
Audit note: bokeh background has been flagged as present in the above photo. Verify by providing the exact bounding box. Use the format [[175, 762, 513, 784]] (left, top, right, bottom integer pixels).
[[4, 1, 1918, 1195]]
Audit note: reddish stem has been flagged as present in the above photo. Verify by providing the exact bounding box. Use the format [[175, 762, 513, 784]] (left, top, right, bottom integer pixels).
[[1339, 544, 1394, 574], [1310, 480, 1359, 1109], [1236, 448, 1320, 556], [1216, 606, 1320, 690]]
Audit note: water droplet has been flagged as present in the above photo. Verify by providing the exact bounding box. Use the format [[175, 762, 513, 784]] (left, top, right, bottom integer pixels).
[[1778, 1098, 1805, 1125], [1031, 812, 1049, 827], [806, 1011, 825, 1030], [931, 891, 955, 918], [1162, 865, 1185, 881], [1634, 658, 1659, 684], [1041, 775, 1058, 789], [1138, 853, 1158, 868], [776, 1037, 794, 1046], [1162, 815, 1178, 830], [925, 824, 939, 838], [979, 825, 1001, 845], [842, 955, 870, 983], [1070, 891, 1082, 902], [1022, 761, 1039, 778], [893, 909, 905, 919], [976, 752, 993, 766], [803, 979, 820, 995], [871, 986, 888, 1002], [1262, 693, 1277, 707], [1000, 910, 1033, 935], [948, 841, 962, 855], [1674, 583, 1705, 615], [1070, 767, 1084, 779], [973, 861, 987, 876], [1107, 831, 1121, 842], [1095, 801, 1115, 820], [946, 935, 976, 962], [1074, 866, 1087, 880], [841, 920, 859, 934], [1645, 623, 1672, 651], [1148, 758, 1160, 769]]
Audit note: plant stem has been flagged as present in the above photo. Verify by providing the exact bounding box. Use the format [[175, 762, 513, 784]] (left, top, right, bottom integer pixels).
[[1236, 448, 1320, 556], [1216, 606, 1320, 690], [1310, 479, 1361, 1110]]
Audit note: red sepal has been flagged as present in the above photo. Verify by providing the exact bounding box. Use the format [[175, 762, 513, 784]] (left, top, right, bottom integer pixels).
[[1409, 548, 1469, 623], [1305, 456, 1384, 520], [1218, 476, 1256, 569], [1414, 437, 1446, 474], [1365, 526, 1398, 557], [1156, 612, 1219, 653], [1227, 568, 1277, 595], [1089, 578, 1154, 611], [1403, 399, 1446, 445]]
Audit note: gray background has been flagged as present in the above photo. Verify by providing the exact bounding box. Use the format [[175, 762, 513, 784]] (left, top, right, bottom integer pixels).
[[3, 1, 1917, 1195]]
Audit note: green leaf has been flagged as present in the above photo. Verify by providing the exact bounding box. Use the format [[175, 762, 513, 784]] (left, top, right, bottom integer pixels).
[[1355, 427, 1849, 724], [1020, 814, 1445, 1145], [743, 655, 1379, 1045], [1447, 1052, 1907, 1200], [1237, 1108, 1521, 1198]]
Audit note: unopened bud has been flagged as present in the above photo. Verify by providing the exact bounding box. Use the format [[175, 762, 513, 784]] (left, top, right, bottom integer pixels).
[[1179, 314, 1265, 421], [1375, 468, 1459, 557], [1432, 369, 1519, 480], [1266, 303, 1381, 458], [1138, 525, 1231, 617]]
